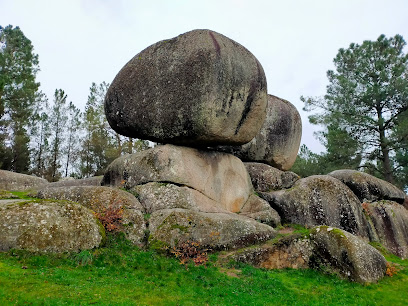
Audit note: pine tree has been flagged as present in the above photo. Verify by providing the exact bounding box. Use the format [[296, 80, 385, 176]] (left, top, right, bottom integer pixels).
[[0, 25, 40, 173], [302, 34, 408, 187], [47, 89, 68, 181], [64, 101, 81, 177]]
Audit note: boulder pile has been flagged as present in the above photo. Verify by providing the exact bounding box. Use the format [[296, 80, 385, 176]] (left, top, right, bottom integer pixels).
[[1, 29, 407, 284]]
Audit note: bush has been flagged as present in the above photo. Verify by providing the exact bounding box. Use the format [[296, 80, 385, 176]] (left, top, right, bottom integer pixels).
[[170, 240, 209, 266]]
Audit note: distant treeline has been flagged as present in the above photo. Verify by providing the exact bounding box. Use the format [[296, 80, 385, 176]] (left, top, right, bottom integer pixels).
[[0, 25, 148, 181]]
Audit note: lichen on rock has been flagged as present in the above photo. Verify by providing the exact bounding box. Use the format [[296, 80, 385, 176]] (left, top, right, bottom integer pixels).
[[0, 199, 105, 252]]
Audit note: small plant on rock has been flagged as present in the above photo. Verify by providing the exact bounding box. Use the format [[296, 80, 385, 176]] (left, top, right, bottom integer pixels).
[[361, 202, 371, 216], [94, 204, 124, 232]]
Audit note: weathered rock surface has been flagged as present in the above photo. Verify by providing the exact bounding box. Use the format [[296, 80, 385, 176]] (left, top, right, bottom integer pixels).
[[48, 176, 102, 187], [0, 170, 48, 191], [132, 182, 229, 214], [102, 144, 253, 213], [260, 175, 368, 237], [0, 200, 105, 252], [148, 208, 277, 250], [244, 162, 299, 192], [240, 194, 281, 227], [36, 186, 145, 245], [229, 234, 313, 269], [215, 95, 302, 170], [364, 201, 408, 259], [310, 226, 387, 283], [105, 29, 267, 146], [328, 169, 406, 204]]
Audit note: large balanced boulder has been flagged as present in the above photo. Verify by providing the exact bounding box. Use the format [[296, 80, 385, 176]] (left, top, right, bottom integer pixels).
[[215, 95, 302, 170], [310, 226, 387, 283], [364, 201, 408, 259], [0, 200, 105, 252], [244, 162, 299, 192], [102, 144, 253, 213], [328, 169, 406, 204], [148, 208, 277, 250], [260, 175, 368, 237], [105, 29, 267, 146], [0, 170, 48, 191], [36, 186, 146, 246]]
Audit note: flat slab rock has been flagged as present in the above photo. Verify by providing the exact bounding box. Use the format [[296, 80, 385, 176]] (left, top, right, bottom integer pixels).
[[36, 186, 145, 246], [0, 170, 48, 191], [148, 208, 277, 250], [214, 95, 302, 170], [102, 144, 253, 213], [260, 175, 368, 237], [105, 29, 267, 146], [0, 200, 105, 253], [328, 169, 406, 204]]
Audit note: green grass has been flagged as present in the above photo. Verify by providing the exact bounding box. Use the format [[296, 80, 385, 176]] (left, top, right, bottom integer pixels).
[[1, 233, 407, 305], [0, 190, 37, 200]]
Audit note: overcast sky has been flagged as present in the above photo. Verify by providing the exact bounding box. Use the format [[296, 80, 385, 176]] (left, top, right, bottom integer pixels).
[[1, 0, 408, 153]]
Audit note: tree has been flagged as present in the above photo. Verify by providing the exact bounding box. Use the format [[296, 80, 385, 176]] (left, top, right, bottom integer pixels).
[[0, 25, 40, 173], [302, 34, 408, 188], [80, 82, 120, 177], [64, 101, 81, 177], [291, 144, 324, 177], [47, 89, 68, 181], [30, 93, 51, 177]]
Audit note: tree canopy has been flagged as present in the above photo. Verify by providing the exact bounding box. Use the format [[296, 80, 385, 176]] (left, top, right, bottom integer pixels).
[[0, 25, 40, 172], [302, 34, 408, 189]]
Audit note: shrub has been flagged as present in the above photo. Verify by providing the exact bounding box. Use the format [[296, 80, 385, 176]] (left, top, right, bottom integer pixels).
[[170, 240, 210, 266], [94, 204, 124, 232], [362, 202, 371, 216], [386, 262, 398, 277]]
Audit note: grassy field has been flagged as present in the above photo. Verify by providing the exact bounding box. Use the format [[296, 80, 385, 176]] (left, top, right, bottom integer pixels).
[[1, 232, 407, 306]]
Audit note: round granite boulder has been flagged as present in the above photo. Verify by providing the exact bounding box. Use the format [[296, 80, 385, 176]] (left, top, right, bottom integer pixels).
[[215, 95, 302, 170], [259, 175, 369, 238], [0, 200, 105, 253], [0, 170, 48, 191], [105, 29, 267, 146], [328, 169, 406, 204]]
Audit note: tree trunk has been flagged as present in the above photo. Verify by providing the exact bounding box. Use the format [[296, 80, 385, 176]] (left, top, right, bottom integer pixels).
[[377, 106, 394, 183]]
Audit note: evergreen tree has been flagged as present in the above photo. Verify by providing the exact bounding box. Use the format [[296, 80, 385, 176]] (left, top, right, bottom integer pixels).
[[0, 25, 40, 173], [30, 93, 51, 177], [64, 101, 81, 177], [80, 82, 119, 176], [47, 89, 68, 181], [302, 34, 408, 188]]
